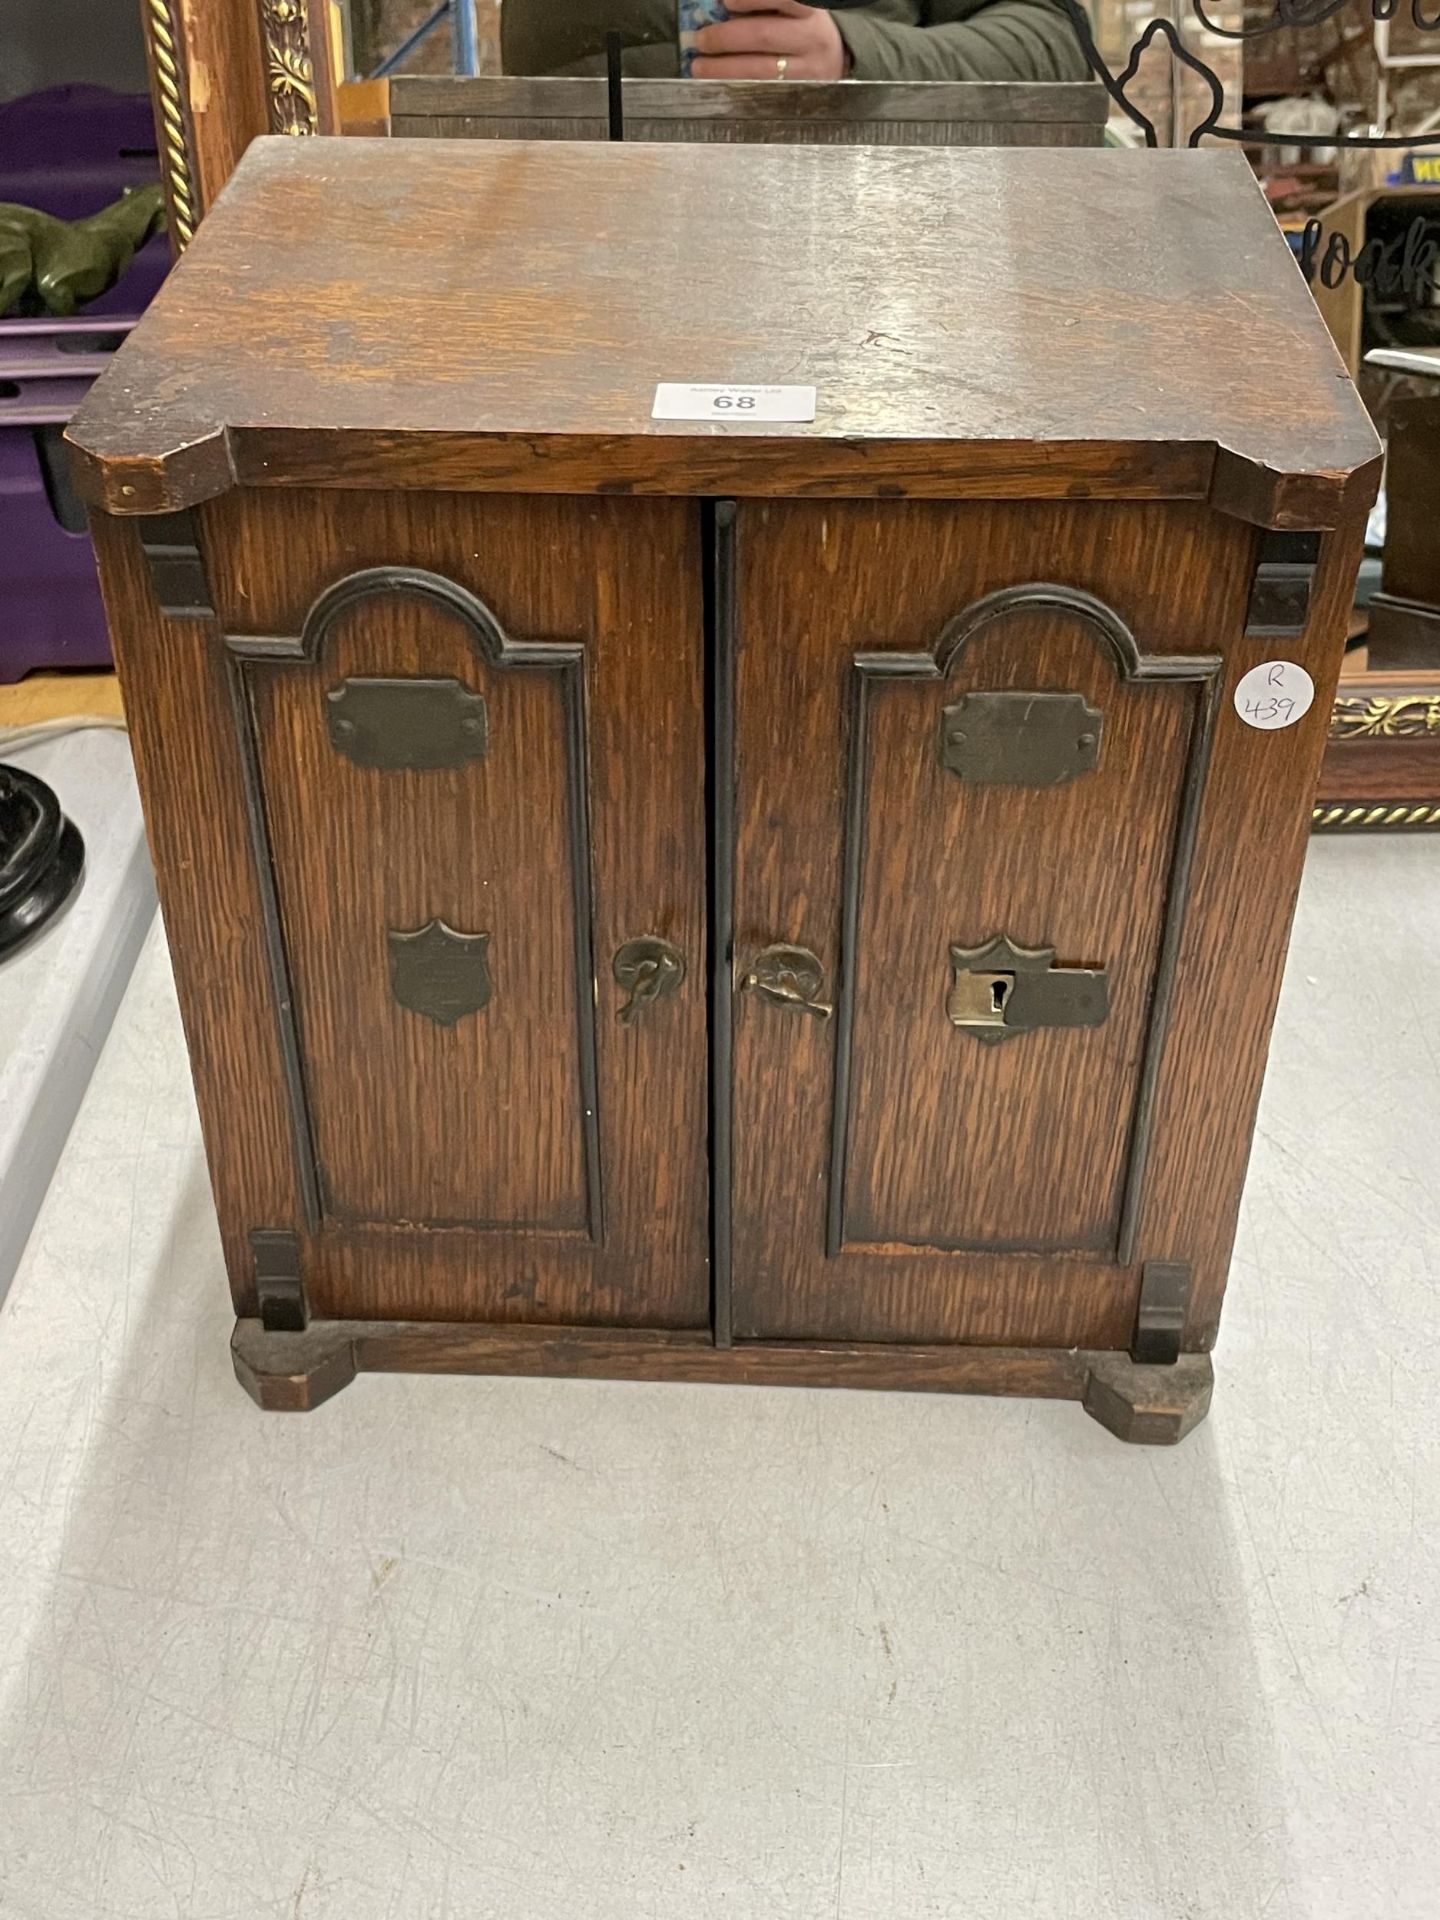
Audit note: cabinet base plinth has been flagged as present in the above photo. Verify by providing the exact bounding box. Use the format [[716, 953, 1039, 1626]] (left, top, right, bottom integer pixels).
[[231, 1318, 1216, 1442]]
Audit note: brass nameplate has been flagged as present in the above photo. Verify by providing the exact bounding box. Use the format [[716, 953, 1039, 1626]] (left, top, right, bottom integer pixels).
[[327, 677, 488, 771], [939, 690, 1102, 786]]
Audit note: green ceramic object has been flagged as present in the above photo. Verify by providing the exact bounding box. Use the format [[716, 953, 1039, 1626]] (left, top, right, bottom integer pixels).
[[0, 184, 165, 317], [0, 226, 33, 316]]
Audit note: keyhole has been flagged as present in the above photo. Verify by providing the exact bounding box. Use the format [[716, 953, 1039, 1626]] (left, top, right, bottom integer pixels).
[[990, 975, 1013, 1014]]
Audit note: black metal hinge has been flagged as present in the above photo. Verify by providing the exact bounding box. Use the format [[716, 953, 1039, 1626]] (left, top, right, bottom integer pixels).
[[1246, 530, 1320, 638], [1131, 1260, 1191, 1366], [139, 509, 214, 618], [252, 1229, 307, 1332]]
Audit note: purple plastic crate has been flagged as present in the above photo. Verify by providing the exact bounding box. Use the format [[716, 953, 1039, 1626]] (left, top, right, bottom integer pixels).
[[0, 86, 169, 318], [0, 313, 136, 382], [0, 88, 169, 679], [0, 84, 160, 214], [0, 407, 112, 682]]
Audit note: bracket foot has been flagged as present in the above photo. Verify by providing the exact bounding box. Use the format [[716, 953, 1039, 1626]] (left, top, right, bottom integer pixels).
[[1081, 1351, 1213, 1445], [231, 1317, 358, 1412]]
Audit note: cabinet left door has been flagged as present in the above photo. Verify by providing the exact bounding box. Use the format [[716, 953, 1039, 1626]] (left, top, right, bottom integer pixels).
[[93, 489, 711, 1332]]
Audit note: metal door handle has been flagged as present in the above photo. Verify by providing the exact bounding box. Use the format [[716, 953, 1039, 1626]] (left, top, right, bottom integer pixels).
[[741, 944, 833, 1020], [613, 936, 685, 1024]]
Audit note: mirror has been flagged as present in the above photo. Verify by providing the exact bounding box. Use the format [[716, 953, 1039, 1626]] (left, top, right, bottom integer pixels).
[[334, 1, 1108, 152], [339, 1, 1095, 92]]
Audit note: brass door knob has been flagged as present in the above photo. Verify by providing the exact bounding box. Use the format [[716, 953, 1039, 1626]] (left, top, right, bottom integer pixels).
[[613, 936, 686, 1024], [741, 943, 833, 1020]]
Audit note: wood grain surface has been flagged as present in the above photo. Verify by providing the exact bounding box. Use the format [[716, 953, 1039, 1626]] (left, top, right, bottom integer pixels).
[[229, 1315, 1216, 1444], [67, 136, 1379, 528], [88, 511, 307, 1300], [247, 557, 589, 1234], [94, 490, 712, 1329], [80, 129, 1375, 1387], [389, 74, 1108, 146], [727, 497, 1356, 1352], [1317, 668, 1440, 807], [1129, 507, 1369, 1343], [842, 610, 1193, 1255]]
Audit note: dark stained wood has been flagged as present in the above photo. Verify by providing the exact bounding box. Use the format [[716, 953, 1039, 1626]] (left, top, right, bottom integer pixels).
[[233, 496, 591, 1235], [729, 498, 1364, 1353], [88, 511, 306, 1300], [66, 138, 1379, 529], [388, 74, 1108, 146], [842, 610, 1191, 1255], [80, 136, 1375, 1437], [1080, 1351, 1212, 1445], [1314, 670, 1440, 827], [730, 498, 1255, 1351], [94, 490, 712, 1328], [1140, 512, 1369, 1344], [1366, 396, 1440, 673], [231, 1316, 1214, 1443]]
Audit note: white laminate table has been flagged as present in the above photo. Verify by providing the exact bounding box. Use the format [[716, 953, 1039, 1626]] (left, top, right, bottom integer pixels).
[[0, 727, 154, 1305], [0, 839, 1437, 1920]]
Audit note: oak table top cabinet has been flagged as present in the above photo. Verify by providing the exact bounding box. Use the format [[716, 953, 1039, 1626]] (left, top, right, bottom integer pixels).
[[69, 137, 1379, 1442]]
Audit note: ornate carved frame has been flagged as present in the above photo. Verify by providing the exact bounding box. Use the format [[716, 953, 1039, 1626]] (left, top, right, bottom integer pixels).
[[139, 0, 331, 254], [132, 0, 1439, 832]]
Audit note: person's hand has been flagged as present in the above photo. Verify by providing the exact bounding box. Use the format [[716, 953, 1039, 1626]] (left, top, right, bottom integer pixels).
[[690, 0, 848, 80]]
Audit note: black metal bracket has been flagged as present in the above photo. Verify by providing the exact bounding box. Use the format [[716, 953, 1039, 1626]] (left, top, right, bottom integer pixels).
[[1246, 530, 1320, 638], [1132, 1260, 1191, 1366], [252, 1229, 307, 1333], [605, 30, 625, 141], [139, 509, 213, 619]]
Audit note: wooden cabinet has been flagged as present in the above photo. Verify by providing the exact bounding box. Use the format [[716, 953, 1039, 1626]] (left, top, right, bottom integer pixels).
[[69, 136, 1379, 1441]]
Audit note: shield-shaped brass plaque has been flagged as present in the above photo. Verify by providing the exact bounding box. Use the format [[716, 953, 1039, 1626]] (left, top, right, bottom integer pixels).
[[387, 921, 492, 1026]]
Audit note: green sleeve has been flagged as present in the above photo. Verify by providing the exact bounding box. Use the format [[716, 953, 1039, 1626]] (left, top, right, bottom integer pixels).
[[837, 0, 1091, 83]]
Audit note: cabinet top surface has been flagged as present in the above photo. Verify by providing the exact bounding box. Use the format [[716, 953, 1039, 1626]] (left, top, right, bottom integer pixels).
[[68, 136, 1379, 526]]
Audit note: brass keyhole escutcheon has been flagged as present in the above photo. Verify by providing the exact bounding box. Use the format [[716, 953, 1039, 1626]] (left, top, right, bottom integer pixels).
[[742, 943, 833, 1020], [613, 936, 686, 1024], [948, 936, 1108, 1045], [947, 966, 1015, 1029]]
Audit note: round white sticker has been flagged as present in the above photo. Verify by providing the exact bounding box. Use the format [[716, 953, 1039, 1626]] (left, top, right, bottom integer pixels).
[[1234, 661, 1315, 731]]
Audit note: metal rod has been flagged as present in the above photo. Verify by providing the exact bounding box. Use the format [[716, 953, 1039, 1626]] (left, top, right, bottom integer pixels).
[[606, 32, 625, 141], [453, 0, 480, 77], [707, 501, 737, 1348]]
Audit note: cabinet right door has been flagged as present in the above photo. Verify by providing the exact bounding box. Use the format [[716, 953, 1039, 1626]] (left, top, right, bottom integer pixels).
[[726, 497, 1331, 1352]]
